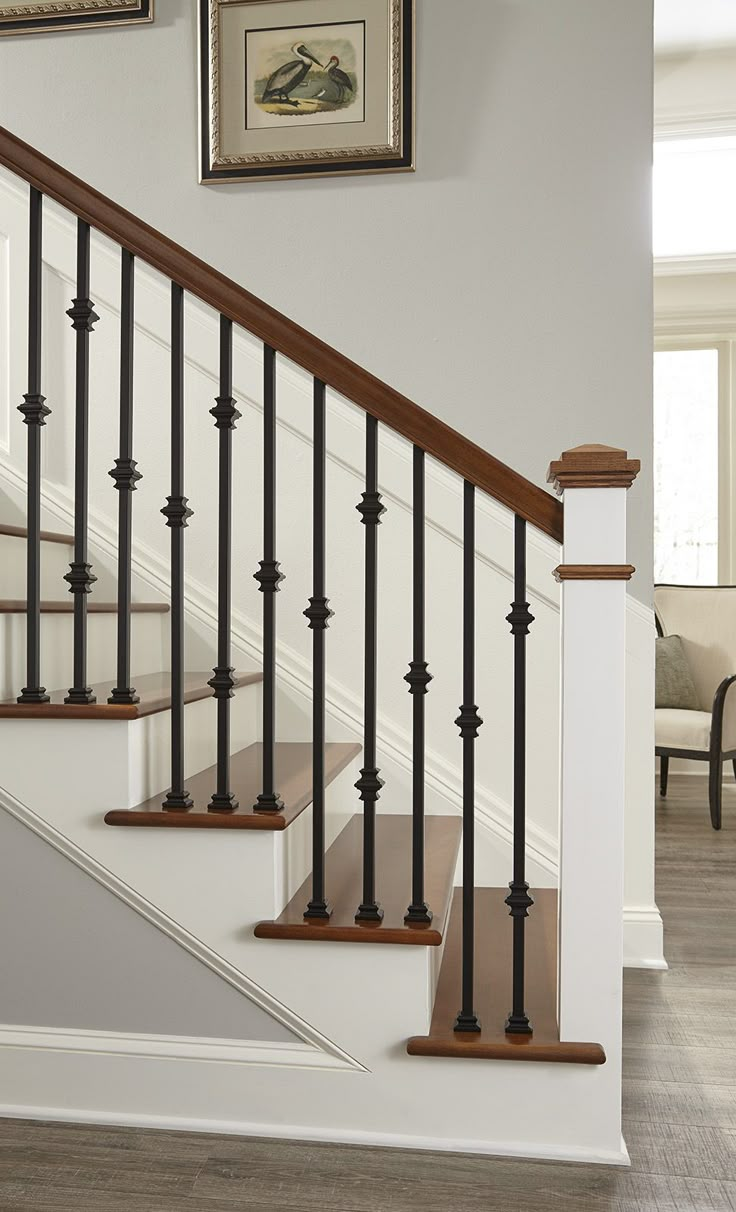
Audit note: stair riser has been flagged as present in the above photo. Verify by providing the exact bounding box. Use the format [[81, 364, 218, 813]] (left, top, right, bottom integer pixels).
[[0, 612, 168, 700], [0, 683, 260, 812], [0, 535, 75, 600]]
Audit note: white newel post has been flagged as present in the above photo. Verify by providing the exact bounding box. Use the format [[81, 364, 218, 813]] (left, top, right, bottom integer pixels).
[[548, 444, 640, 1137]]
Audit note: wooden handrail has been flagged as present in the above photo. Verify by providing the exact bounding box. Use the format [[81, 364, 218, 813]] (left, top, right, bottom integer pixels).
[[0, 125, 563, 542]]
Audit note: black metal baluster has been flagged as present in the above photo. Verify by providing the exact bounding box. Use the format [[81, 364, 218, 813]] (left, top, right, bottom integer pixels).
[[253, 344, 284, 812], [303, 378, 333, 919], [162, 284, 193, 810], [505, 514, 535, 1035], [355, 415, 385, 923], [208, 315, 241, 812], [17, 187, 50, 705], [64, 220, 99, 704], [404, 446, 433, 925], [108, 249, 141, 705], [454, 482, 483, 1032]]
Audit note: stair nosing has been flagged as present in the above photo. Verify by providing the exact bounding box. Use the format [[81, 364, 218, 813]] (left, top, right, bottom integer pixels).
[[0, 523, 74, 546], [0, 671, 263, 720], [0, 600, 169, 613]]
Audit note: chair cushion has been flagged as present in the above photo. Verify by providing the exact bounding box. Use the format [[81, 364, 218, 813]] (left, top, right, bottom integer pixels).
[[655, 708, 711, 752], [655, 635, 700, 710]]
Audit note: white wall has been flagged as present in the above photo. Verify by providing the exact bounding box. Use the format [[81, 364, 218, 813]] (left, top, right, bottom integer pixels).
[[0, 0, 654, 589]]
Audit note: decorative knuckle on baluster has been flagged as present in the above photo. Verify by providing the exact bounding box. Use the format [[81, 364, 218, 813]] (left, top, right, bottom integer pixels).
[[66, 297, 99, 332], [455, 703, 483, 739], [161, 495, 193, 528], [404, 660, 433, 695], [254, 560, 285, 593], [505, 881, 534, 918], [208, 665, 236, 698], [506, 600, 535, 636], [109, 457, 142, 491], [18, 392, 50, 426], [210, 395, 241, 429], [354, 766, 384, 801], [356, 491, 385, 526], [64, 561, 97, 595], [304, 596, 333, 629]]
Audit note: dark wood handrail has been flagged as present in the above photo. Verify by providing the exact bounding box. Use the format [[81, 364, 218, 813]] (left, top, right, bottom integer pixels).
[[0, 126, 563, 541]]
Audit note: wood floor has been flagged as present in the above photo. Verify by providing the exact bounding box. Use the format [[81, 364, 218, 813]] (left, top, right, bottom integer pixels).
[[1, 776, 734, 1211]]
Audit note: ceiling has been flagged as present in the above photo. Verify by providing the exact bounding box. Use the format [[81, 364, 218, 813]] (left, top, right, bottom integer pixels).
[[655, 0, 736, 53]]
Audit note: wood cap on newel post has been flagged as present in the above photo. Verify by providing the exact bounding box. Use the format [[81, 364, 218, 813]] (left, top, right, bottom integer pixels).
[[547, 445, 641, 583]]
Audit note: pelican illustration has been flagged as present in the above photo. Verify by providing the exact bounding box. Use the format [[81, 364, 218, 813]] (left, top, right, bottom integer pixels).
[[261, 44, 323, 107], [324, 55, 354, 103]]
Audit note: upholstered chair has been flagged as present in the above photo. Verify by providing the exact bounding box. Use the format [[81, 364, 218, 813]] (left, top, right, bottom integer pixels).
[[655, 584, 736, 830]]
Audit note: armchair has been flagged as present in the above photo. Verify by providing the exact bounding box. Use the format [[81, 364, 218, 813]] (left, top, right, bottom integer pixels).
[[655, 584, 736, 831]]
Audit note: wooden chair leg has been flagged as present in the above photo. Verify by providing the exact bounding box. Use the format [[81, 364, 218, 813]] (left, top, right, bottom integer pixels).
[[709, 754, 723, 831], [659, 755, 669, 798]]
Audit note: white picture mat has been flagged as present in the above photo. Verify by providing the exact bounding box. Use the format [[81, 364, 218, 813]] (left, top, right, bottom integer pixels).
[[218, 0, 392, 158]]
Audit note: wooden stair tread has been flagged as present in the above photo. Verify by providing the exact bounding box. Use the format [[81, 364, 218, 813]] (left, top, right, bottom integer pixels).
[[0, 599, 168, 613], [0, 670, 262, 720], [407, 888, 605, 1065], [0, 522, 73, 545], [105, 741, 360, 830], [255, 815, 462, 945]]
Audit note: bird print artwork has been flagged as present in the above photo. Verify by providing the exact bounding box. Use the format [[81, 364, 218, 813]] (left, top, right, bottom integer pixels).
[[250, 25, 362, 125]]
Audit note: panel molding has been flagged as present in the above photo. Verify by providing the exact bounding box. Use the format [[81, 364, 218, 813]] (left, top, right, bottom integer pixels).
[[0, 783, 365, 1073]]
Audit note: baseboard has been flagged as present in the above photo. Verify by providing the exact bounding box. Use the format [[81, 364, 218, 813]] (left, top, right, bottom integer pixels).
[[0, 1100, 631, 1167], [623, 905, 667, 970]]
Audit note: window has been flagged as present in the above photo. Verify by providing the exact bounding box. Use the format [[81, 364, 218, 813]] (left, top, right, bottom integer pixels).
[[654, 137, 736, 258], [654, 347, 720, 584]]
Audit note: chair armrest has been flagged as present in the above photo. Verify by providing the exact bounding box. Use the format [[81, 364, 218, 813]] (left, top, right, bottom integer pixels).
[[711, 675, 736, 756]]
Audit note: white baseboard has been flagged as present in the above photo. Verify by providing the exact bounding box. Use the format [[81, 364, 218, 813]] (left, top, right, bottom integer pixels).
[[0, 1100, 631, 1167], [623, 906, 667, 970]]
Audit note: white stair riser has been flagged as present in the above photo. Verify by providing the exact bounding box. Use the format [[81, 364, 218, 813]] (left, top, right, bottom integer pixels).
[[0, 535, 74, 600], [0, 611, 168, 700], [0, 682, 260, 810]]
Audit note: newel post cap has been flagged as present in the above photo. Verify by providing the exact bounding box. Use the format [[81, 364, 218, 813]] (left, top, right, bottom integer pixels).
[[547, 444, 641, 495]]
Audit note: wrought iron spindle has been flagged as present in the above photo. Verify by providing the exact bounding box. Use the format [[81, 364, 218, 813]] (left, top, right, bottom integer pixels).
[[303, 378, 333, 919], [454, 482, 483, 1031], [254, 344, 284, 812], [355, 414, 385, 923], [17, 187, 51, 705], [162, 284, 193, 810], [505, 514, 535, 1034], [64, 220, 99, 704], [108, 249, 141, 705], [404, 445, 433, 924], [208, 315, 241, 812]]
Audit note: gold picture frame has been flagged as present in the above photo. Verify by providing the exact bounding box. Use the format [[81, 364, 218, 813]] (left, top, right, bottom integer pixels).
[[199, 0, 414, 183], [0, 0, 152, 35]]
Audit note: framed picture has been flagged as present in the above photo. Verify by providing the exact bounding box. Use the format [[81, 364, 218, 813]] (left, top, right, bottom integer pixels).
[[199, 0, 414, 183], [0, 1, 152, 35]]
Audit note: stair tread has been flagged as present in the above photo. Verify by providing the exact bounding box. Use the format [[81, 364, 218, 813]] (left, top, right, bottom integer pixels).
[[104, 741, 361, 830], [0, 670, 263, 720], [255, 814, 462, 945], [406, 888, 605, 1065], [0, 600, 168, 613], [0, 522, 73, 545]]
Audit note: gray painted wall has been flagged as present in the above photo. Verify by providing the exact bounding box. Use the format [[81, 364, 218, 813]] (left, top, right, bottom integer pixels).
[[0, 810, 297, 1041], [0, 0, 654, 594]]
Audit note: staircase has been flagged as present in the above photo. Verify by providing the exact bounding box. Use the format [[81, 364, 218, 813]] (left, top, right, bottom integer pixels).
[[0, 125, 637, 1164]]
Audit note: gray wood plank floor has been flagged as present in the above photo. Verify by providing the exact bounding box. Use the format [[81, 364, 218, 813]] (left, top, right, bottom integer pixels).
[[1, 776, 734, 1211]]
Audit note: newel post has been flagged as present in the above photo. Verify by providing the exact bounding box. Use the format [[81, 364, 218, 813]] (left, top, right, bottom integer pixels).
[[548, 445, 640, 1076]]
